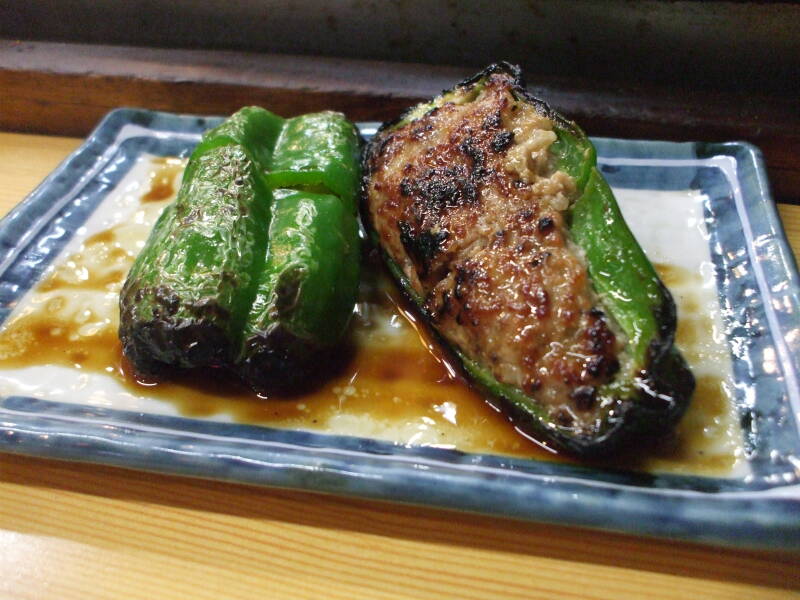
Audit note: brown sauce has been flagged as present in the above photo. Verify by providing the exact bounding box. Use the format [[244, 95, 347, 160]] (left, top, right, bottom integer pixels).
[[0, 158, 741, 474], [141, 159, 184, 202]]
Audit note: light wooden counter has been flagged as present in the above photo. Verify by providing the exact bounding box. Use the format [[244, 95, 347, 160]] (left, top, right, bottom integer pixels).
[[0, 131, 798, 599]]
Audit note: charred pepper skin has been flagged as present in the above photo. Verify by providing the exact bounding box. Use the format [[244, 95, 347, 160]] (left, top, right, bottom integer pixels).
[[362, 63, 694, 456], [238, 113, 362, 393], [238, 189, 360, 393], [119, 108, 361, 392], [119, 139, 271, 374]]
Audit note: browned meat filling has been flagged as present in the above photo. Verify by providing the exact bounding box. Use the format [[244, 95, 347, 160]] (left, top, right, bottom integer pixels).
[[364, 73, 623, 426]]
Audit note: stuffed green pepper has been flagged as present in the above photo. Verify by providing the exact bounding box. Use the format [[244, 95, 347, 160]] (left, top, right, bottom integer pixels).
[[361, 63, 694, 455]]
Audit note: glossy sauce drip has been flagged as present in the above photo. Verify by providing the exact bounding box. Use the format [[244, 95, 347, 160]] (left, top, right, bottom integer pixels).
[[121, 291, 551, 459], [0, 158, 741, 473]]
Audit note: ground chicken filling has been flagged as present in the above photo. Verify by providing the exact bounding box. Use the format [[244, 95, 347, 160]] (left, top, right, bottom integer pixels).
[[366, 73, 623, 430]]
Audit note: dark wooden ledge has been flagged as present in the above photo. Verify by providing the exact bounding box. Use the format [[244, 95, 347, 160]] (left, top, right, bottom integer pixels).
[[2, 39, 798, 202]]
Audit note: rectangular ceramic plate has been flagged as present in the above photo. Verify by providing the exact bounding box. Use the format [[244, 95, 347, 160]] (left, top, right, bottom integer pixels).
[[1, 109, 799, 550]]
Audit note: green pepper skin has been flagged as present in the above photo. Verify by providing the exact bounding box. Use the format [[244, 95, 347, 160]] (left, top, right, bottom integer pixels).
[[119, 142, 270, 374], [363, 63, 694, 455], [238, 112, 361, 392], [238, 189, 360, 392], [188, 106, 284, 180], [265, 112, 361, 208]]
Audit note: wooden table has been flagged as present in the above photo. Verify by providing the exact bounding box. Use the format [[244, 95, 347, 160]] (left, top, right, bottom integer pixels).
[[0, 131, 798, 599]]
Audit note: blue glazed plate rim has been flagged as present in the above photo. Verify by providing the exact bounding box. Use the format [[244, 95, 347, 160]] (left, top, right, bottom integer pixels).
[[1, 108, 798, 551]]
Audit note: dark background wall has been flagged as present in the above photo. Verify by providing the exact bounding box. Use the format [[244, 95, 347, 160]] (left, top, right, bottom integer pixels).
[[2, 0, 798, 93]]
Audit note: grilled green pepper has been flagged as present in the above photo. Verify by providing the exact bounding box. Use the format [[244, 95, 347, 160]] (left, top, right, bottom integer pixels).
[[362, 63, 694, 455], [119, 136, 271, 374], [239, 112, 361, 392], [119, 107, 361, 391], [238, 189, 360, 392]]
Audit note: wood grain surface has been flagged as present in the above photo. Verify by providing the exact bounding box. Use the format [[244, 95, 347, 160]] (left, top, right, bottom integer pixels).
[[0, 132, 798, 599], [2, 40, 800, 203]]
